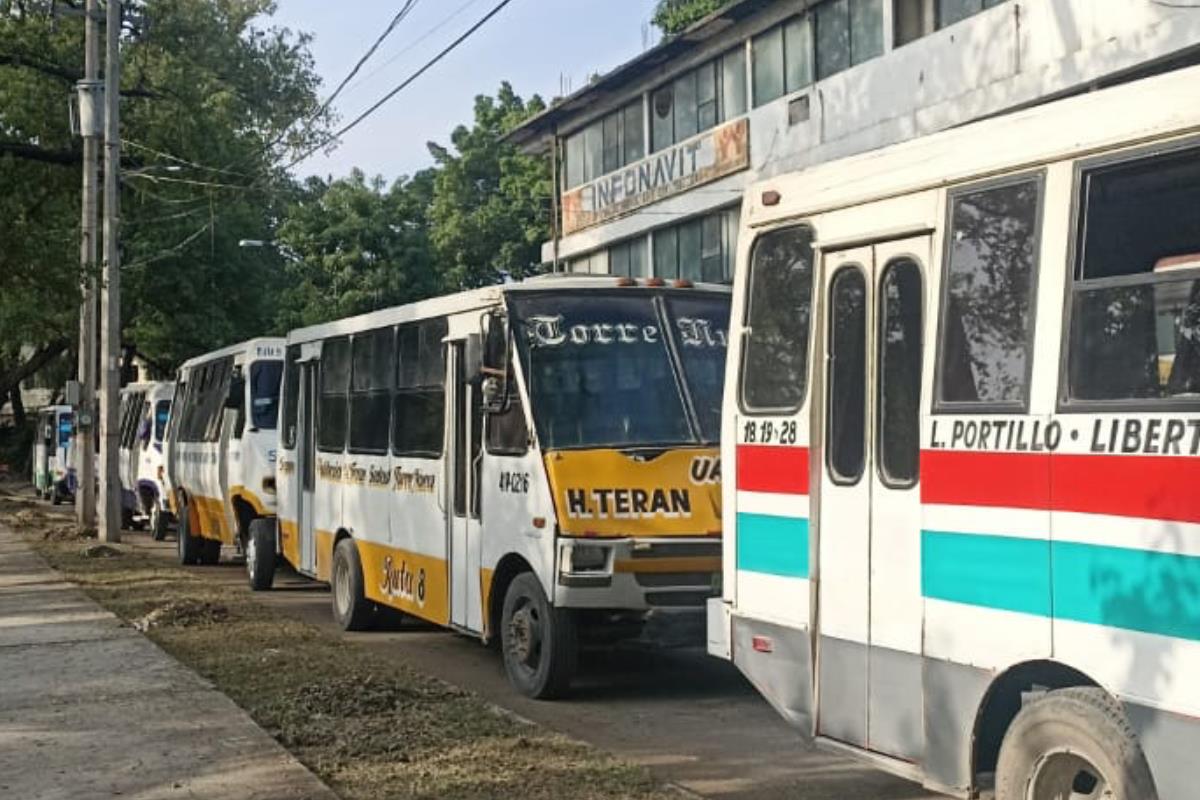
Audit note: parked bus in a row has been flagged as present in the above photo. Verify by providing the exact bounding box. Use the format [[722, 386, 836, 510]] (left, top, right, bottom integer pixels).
[[164, 338, 284, 565], [117, 382, 174, 539], [31, 404, 74, 504], [707, 65, 1200, 800], [247, 277, 729, 698]]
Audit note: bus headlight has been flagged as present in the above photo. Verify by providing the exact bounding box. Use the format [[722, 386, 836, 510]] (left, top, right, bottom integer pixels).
[[569, 543, 609, 572]]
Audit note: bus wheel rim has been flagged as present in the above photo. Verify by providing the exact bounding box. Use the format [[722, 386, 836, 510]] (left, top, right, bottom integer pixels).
[[506, 599, 542, 672], [246, 534, 257, 576], [334, 558, 351, 615], [1028, 750, 1111, 800]]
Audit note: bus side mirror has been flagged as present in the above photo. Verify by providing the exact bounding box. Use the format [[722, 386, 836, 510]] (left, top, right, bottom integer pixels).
[[225, 376, 245, 409]]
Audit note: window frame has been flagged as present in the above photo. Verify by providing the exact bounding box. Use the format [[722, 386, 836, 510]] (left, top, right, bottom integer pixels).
[[737, 222, 817, 417], [392, 317, 448, 459], [1057, 137, 1200, 414], [317, 336, 351, 454], [348, 326, 396, 456], [875, 256, 925, 490], [932, 170, 1046, 415]]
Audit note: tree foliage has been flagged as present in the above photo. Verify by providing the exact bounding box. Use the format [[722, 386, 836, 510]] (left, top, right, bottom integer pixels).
[[651, 0, 732, 35]]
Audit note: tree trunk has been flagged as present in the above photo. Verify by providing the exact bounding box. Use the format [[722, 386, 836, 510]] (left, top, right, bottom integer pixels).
[[0, 340, 68, 409], [9, 387, 25, 427]]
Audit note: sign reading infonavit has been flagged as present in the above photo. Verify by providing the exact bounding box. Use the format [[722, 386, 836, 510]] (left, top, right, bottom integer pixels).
[[561, 117, 749, 235]]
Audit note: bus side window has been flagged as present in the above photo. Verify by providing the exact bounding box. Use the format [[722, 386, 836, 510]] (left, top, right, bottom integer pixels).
[[936, 175, 1042, 411], [349, 327, 395, 455], [1066, 145, 1200, 403], [393, 319, 447, 459], [318, 337, 351, 453], [739, 224, 816, 413]]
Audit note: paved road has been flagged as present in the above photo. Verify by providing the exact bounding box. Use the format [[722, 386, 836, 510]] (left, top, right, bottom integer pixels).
[[124, 528, 941, 800], [0, 523, 337, 800]]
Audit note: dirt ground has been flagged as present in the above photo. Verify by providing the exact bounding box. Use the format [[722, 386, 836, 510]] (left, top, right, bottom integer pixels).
[[0, 486, 674, 800]]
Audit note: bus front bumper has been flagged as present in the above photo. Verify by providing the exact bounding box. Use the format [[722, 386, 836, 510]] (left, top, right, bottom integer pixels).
[[554, 537, 721, 611]]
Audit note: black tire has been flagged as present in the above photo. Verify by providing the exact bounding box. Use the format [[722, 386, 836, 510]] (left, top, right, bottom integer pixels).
[[245, 518, 276, 591], [500, 572, 577, 700], [177, 500, 202, 565], [331, 538, 375, 631], [150, 504, 168, 542], [996, 687, 1158, 800], [199, 537, 221, 565]]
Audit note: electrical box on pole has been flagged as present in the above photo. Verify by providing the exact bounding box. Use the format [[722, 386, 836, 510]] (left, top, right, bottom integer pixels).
[[73, 79, 104, 137]]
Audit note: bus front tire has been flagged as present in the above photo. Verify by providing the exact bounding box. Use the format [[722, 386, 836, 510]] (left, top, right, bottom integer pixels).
[[150, 505, 168, 542], [245, 518, 276, 591], [199, 538, 221, 565], [500, 573, 577, 700], [331, 538, 374, 631], [177, 502, 201, 565], [995, 687, 1157, 800]]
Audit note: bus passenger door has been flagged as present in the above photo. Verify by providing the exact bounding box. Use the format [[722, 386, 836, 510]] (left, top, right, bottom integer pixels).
[[816, 237, 928, 761], [448, 342, 484, 633], [297, 361, 318, 575]]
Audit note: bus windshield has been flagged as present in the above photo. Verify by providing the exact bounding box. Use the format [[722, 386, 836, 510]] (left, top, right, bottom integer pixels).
[[509, 291, 729, 451]]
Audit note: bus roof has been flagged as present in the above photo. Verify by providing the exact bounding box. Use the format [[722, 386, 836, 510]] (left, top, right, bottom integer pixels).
[[119, 381, 175, 399], [177, 337, 286, 373], [745, 63, 1200, 230], [286, 276, 731, 345]]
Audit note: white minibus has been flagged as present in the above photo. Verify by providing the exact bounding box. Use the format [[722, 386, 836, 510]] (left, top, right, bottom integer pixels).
[[165, 338, 284, 564], [31, 404, 74, 504], [117, 381, 175, 539], [708, 65, 1200, 800], [258, 277, 730, 698]]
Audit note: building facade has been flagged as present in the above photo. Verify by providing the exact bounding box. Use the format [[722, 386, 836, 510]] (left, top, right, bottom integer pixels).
[[508, 0, 1200, 280]]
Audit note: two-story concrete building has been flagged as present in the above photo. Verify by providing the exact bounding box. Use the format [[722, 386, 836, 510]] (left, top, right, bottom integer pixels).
[[508, 0, 1200, 279]]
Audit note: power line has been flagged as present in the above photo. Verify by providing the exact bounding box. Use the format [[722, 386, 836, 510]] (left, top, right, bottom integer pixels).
[[122, 139, 253, 179], [286, 0, 517, 171], [313, 0, 421, 119], [343, 0, 486, 98]]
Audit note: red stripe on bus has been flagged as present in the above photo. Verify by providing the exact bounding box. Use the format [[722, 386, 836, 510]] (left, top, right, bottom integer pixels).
[[1052, 453, 1200, 525], [736, 445, 809, 495], [921, 450, 1051, 510], [922, 450, 1200, 524]]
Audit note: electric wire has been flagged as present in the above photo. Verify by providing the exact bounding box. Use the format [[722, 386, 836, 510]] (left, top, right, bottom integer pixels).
[[285, 0, 518, 171]]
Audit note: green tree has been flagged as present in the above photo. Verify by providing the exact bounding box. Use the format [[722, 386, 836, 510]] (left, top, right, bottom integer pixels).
[[274, 169, 439, 329], [426, 82, 551, 289], [0, 0, 329, 392], [652, 0, 732, 35]]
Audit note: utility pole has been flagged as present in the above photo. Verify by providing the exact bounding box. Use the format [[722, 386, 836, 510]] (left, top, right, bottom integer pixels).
[[98, 0, 121, 543], [75, 0, 100, 534]]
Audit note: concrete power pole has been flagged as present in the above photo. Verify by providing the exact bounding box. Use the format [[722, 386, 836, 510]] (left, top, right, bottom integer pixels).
[[75, 0, 101, 534], [97, 0, 122, 543]]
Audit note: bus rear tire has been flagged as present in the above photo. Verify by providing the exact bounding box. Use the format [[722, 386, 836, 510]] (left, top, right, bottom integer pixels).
[[177, 502, 202, 565], [246, 518, 276, 591], [996, 687, 1157, 800], [331, 538, 374, 631], [501, 573, 577, 700]]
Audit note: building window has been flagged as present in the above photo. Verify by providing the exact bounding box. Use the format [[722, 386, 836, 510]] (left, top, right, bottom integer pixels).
[[815, 0, 883, 81], [652, 208, 739, 282], [938, 0, 1005, 28], [568, 250, 608, 275], [894, 0, 933, 45], [1066, 146, 1200, 404], [937, 176, 1042, 410], [651, 48, 747, 153], [563, 99, 644, 190], [753, 15, 814, 107], [609, 238, 648, 278]]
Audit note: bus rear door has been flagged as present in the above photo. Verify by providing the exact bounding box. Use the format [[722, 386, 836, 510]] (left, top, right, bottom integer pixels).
[[816, 236, 928, 762]]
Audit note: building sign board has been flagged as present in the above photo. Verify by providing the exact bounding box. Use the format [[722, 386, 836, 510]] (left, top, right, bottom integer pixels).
[[561, 117, 749, 235]]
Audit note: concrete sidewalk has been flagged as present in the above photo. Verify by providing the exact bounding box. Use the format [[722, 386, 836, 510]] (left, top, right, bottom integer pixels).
[[0, 523, 338, 800]]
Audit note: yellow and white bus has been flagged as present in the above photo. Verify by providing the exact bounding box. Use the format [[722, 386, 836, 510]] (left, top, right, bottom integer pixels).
[[117, 381, 174, 539], [258, 277, 730, 697], [709, 65, 1200, 800], [164, 338, 284, 565]]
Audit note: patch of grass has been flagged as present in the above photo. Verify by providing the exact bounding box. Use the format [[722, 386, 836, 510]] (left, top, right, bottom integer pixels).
[[3, 496, 672, 800]]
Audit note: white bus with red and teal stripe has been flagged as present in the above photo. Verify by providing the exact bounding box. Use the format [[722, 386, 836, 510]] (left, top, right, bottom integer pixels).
[[708, 64, 1200, 800]]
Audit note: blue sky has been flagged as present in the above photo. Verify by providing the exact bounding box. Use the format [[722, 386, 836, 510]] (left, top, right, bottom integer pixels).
[[268, 0, 662, 182]]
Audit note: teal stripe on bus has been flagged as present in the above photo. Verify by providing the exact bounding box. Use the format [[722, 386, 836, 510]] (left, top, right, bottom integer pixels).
[[737, 512, 809, 578], [922, 530, 1200, 641]]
